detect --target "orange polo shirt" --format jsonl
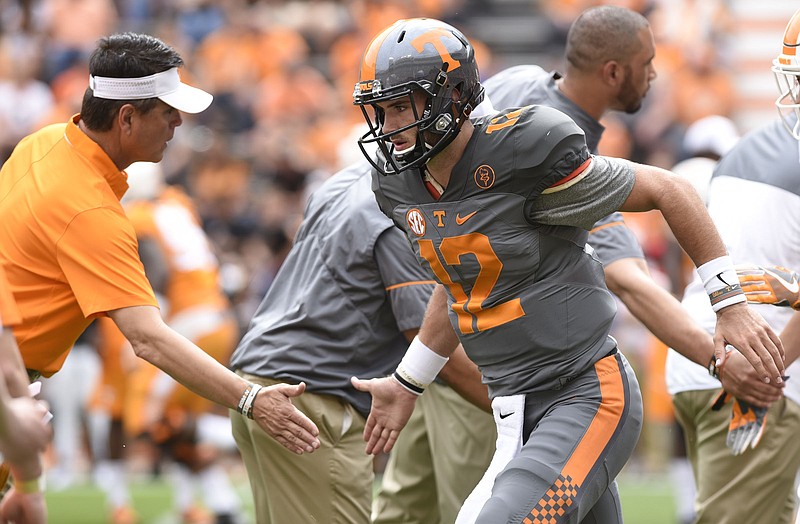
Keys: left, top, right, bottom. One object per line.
{"left": 0, "top": 114, "right": 157, "bottom": 376}
{"left": 0, "top": 265, "right": 21, "bottom": 328}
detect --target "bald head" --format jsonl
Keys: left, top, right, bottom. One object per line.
{"left": 565, "top": 6, "right": 651, "bottom": 72}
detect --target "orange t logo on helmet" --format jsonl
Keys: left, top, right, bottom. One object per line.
{"left": 411, "top": 28, "right": 462, "bottom": 73}
{"left": 778, "top": 9, "right": 800, "bottom": 66}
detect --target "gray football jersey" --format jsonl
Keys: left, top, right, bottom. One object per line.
{"left": 372, "top": 105, "right": 628, "bottom": 398}
{"left": 482, "top": 64, "right": 645, "bottom": 265}
{"left": 230, "top": 161, "right": 435, "bottom": 418}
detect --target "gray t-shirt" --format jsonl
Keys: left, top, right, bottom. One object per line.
{"left": 230, "top": 161, "right": 434, "bottom": 417}
{"left": 482, "top": 65, "right": 605, "bottom": 153}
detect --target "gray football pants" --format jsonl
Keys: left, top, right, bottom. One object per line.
{"left": 472, "top": 351, "right": 643, "bottom": 524}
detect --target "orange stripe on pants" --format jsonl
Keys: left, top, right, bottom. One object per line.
{"left": 524, "top": 356, "right": 626, "bottom": 523}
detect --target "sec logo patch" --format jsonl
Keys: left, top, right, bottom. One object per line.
{"left": 474, "top": 165, "right": 495, "bottom": 190}
{"left": 406, "top": 208, "right": 426, "bottom": 236}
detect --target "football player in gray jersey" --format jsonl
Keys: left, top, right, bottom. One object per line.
{"left": 229, "top": 159, "right": 486, "bottom": 524}
{"left": 350, "top": 17, "right": 785, "bottom": 524}
{"left": 373, "top": 8, "right": 669, "bottom": 523}
{"left": 375, "top": 7, "right": 778, "bottom": 524}
{"left": 664, "top": 10, "right": 800, "bottom": 522}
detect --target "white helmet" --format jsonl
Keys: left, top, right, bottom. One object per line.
{"left": 772, "top": 9, "right": 800, "bottom": 140}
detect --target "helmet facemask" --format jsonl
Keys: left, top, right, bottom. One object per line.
{"left": 773, "top": 64, "right": 800, "bottom": 140}
{"left": 355, "top": 68, "right": 478, "bottom": 174}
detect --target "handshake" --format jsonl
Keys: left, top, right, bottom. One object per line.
{"left": 708, "top": 264, "right": 799, "bottom": 456}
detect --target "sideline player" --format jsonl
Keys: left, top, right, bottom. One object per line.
{"left": 119, "top": 161, "right": 244, "bottom": 523}
{"left": 666, "top": 10, "right": 800, "bottom": 523}
{"left": 350, "top": 17, "right": 784, "bottom": 523}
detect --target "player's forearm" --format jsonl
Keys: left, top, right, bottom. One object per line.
{"left": 418, "top": 284, "right": 461, "bottom": 358}
{"left": 7, "top": 453, "right": 43, "bottom": 482}
{"left": 0, "top": 331, "right": 34, "bottom": 397}
{"left": 778, "top": 313, "right": 800, "bottom": 367}
{"left": 438, "top": 344, "right": 491, "bottom": 412}
{"left": 622, "top": 165, "right": 726, "bottom": 266}
{"left": 605, "top": 260, "right": 713, "bottom": 367}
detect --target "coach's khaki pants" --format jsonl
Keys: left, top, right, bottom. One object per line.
{"left": 672, "top": 388, "right": 800, "bottom": 524}
{"left": 231, "top": 373, "right": 373, "bottom": 524}
{"left": 373, "top": 381, "right": 496, "bottom": 524}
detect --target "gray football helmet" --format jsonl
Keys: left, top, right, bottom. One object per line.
{"left": 352, "top": 18, "right": 484, "bottom": 174}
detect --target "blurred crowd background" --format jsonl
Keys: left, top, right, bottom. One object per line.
{"left": 0, "top": 0, "right": 791, "bottom": 331}
{"left": 3, "top": 0, "right": 798, "bottom": 520}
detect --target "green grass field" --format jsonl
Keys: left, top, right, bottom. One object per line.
{"left": 42, "top": 471, "right": 678, "bottom": 524}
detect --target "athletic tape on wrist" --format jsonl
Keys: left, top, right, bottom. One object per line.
{"left": 393, "top": 336, "right": 449, "bottom": 395}
{"left": 697, "top": 256, "right": 746, "bottom": 312}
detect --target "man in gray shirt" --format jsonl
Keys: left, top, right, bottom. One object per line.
{"left": 230, "top": 158, "right": 477, "bottom": 524}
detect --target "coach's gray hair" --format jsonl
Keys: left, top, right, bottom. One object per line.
{"left": 565, "top": 6, "right": 650, "bottom": 71}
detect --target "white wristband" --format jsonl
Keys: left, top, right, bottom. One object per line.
{"left": 697, "top": 255, "right": 747, "bottom": 312}
{"left": 393, "top": 336, "right": 450, "bottom": 395}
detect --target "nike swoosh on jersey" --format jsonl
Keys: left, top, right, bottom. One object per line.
{"left": 499, "top": 411, "right": 514, "bottom": 419}
{"left": 455, "top": 211, "right": 477, "bottom": 225}
{"left": 765, "top": 268, "right": 800, "bottom": 293}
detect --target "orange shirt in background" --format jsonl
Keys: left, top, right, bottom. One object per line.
{"left": 125, "top": 186, "right": 229, "bottom": 317}
{"left": 0, "top": 115, "right": 157, "bottom": 376}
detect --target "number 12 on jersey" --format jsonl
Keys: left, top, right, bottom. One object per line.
{"left": 417, "top": 234, "right": 525, "bottom": 334}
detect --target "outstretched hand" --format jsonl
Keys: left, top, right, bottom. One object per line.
{"left": 0, "top": 388, "right": 52, "bottom": 468}
{"left": 251, "top": 382, "right": 320, "bottom": 455}
{"left": 715, "top": 303, "right": 785, "bottom": 384}
{"left": 350, "top": 376, "right": 418, "bottom": 454}
{"left": 0, "top": 397, "right": 51, "bottom": 467}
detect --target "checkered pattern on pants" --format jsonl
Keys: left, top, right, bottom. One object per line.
{"left": 522, "top": 474, "right": 579, "bottom": 524}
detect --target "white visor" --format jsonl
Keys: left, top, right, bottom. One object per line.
{"left": 89, "top": 67, "right": 212, "bottom": 114}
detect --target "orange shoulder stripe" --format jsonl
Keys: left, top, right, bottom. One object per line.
{"left": 548, "top": 157, "right": 592, "bottom": 188}
{"left": 385, "top": 279, "right": 437, "bottom": 292}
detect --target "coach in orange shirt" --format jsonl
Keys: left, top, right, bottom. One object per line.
{"left": 0, "top": 266, "right": 51, "bottom": 524}
{"left": 0, "top": 32, "right": 320, "bottom": 473}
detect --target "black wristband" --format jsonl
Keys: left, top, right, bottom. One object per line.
{"left": 708, "top": 355, "right": 721, "bottom": 379}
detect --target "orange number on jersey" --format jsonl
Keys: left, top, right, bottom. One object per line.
{"left": 485, "top": 108, "right": 524, "bottom": 134}
{"left": 418, "top": 234, "right": 524, "bottom": 334}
